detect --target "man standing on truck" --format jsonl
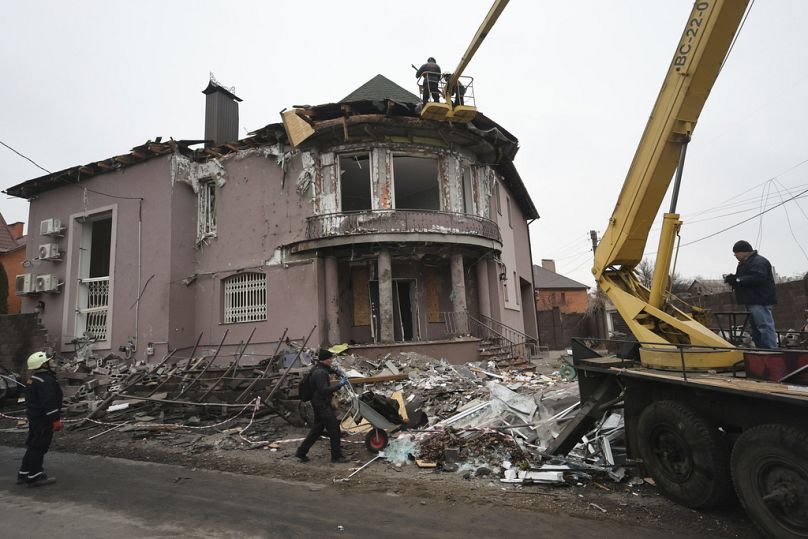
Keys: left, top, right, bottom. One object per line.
{"left": 724, "top": 240, "right": 778, "bottom": 349}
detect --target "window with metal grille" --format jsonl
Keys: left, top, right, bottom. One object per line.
{"left": 197, "top": 181, "right": 216, "bottom": 242}
{"left": 223, "top": 272, "right": 267, "bottom": 324}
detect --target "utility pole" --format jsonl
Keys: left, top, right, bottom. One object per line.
{"left": 590, "top": 230, "right": 608, "bottom": 342}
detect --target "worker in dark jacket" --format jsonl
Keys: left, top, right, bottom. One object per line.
{"left": 443, "top": 73, "right": 466, "bottom": 106}
{"left": 724, "top": 240, "right": 778, "bottom": 349}
{"left": 415, "top": 57, "right": 442, "bottom": 105}
{"left": 18, "top": 351, "right": 63, "bottom": 487}
{"left": 295, "top": 348, "right": 348, "bottom": 463}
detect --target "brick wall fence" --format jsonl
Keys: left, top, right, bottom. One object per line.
{"left": 0, "top": 313, "right": 48, "bottom": 374}
{"left": 691, "top": 278, "right": 808, "bottom": 331}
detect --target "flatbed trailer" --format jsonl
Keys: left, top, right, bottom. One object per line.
{"left": 550, "top": 339, "right": 808, "bottom": 539}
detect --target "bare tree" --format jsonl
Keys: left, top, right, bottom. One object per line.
{"left": 635, "top": 258, "right": 688, "bottom": 293}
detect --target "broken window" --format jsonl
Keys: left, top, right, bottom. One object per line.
{"left": 339, "top": 153, "right": 372, "bottom": 212}
{"left": 392, "top": 155, "right": 440, "bottom": 210}
{"left": 223, "top": 272, "right": 267, "bottom": 324}
{"left": 197, "top": 180, "right": 216, "bottom": 242}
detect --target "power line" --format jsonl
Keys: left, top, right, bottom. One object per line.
{"left": 687, "top": 157, "right": 808, "bottom": 219}
{"left": 0, "top": 139, "right": 51, "bottom": 174}
{"left": 2, "top": 139, "right": 143, "bottom": 202}
{"left": 772, "top": 182, "right": 808, "bottom": 264}
{"left": 680, "top": 186, "right": 808, "bottom": 247}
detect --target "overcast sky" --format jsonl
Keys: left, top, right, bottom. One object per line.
{"left": 2, "top": 1, "right": 807, "bottom": 288}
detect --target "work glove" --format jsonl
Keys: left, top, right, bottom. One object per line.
{"left": 339, "top": 377, "right": 349, "bottom": 387}
{"left": 723, "top": 273, "right": 737, "bottom": 286}
{"left": 52, "top": 419, "right": 62, "bottom": 432}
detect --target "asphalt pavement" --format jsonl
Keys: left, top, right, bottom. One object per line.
{"left": 0, "top": 446, "right": 700, "bottom": 539}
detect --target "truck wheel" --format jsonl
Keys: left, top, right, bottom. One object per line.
{"left": 636, "top": 400, "right": 732, "bottom": 508}
{"left": 731, "top": 424, "right": 808, "bottom": 539}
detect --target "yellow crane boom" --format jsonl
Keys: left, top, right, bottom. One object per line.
{"left": 593, "top": 0, "right": 750, "bottom": 370}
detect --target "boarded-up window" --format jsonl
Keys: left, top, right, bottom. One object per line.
{"left": 352, "top": 266, "right": 370, "bottom": 326}
{"left": 425, "top": 268, "right": 440, "bottom": 323}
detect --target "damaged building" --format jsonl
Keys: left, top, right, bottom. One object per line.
{"left": 5, "top": 74, "right": 539, "bottom": 363}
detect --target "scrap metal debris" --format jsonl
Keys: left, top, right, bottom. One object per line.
{"left": 1, "top": 334, "right": 630, "bottom": 492}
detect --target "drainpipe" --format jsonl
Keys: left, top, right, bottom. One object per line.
{"left": 134, "top": 199, "right": 142, "bottom": 358}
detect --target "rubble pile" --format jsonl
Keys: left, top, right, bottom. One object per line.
{"left": 1, "top": 343, "right": 630, "bottom": 490}
{"left": 417, "top": 427, "right": 529, "bottom": 468}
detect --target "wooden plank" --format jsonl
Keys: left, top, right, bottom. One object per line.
{"left": 347, "top": 374, "right": 409, "bottom": 384}
{"left": 352, "top": 266, "right": 370, "bottom": 326}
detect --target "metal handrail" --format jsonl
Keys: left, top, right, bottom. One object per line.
{"left": 417, "top": 72, "right": 476, "bottom": 107}
{"left": 442, "top": 311, "right": 538, "bottom": 362}
{"left": 306, "top": 209, "right": 501, "bottom": 243}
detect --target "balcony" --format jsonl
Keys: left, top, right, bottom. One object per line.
{"left": 305, "top": 210, "right": 502, "bottom": 247}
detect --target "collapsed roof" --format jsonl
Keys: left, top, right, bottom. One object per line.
{"left": 5, "top": 74, "right": 538, "bottom": 220}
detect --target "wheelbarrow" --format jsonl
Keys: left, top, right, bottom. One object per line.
{"left": 346, "top": 388, "right": 404, "bottom": 453}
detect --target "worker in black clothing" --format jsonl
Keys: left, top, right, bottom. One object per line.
{"left": 415, "top": 57, "right": 442, "bottom": 105}
{"left": 443, "top": 73, "right": 467, "bottom": 106}
{"left": 18, "top": 351, "right": 63, "bottom": 487}
{"left": 295, "top": 348, "right": 349, "bottom": 463}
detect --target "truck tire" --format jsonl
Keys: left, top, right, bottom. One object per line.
{"left": 731, "top": 424, "right": 808, "bottom": 539}
{"left": 636, "top": 400, "right": 732, "bottom": 508}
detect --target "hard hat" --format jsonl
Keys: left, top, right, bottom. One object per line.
{"left": 27, "top": 351, "right": 50, "bottom": 370}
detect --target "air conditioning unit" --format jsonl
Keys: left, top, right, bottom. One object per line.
{"left": 40, "top": 218, "right": 63, "bottom": 236}
{"left": 15, "top": 274, "right": 36, "bottom": 295}
{"left": 35, "top": 274, "right": 61, "bottom": 294}
{"left": 38, "top": 243, "right": 61, "bottom": 261}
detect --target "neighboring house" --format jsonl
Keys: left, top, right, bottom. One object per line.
{"left": 533, "top": 259, "right": 589, "bottom": 314}
{"left": 687, "top": 278, "right": 731, "bottom": 298}
{"left": 0, "top": 213, "right": 27, "bottom": 314}
{"left": 5, "top": 74, "right": 539, "bottom": 362}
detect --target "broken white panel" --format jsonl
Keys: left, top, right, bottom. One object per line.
{"left": 171, "top": 153, "right": 227, "bottom": 193}
{"left": 601, "top": 436, "right": 614, "bottom": 466}
{"left": 296, "top": 152, "right": 316, "bottom": 195}
{"left": 519, "top": 470, "right": 565, "bottom": 483}
{"left": 600, "top": 411, "right": 624, "bottom": 431}
{"left": 317, "top": 152, "right": 338, "bottom": 213}
{"left": 488, "top": 382, "right": 537, "bottom": 419}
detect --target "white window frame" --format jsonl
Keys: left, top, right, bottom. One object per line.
{"left": 62, "top": 204, "right": 117, "bottom": 351}
{"left": 197, "top": 180, "right": 216, "bottom": 243}
{"left": 223, "top": 272, "right": 267, "bottom": 324}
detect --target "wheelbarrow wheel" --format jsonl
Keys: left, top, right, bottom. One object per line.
{"left": 365, "top": 428, "right": 389, "bottom": 453}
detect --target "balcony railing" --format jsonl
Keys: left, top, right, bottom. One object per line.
{"left": 306, "top": 210, "right": 501, "bottom": 243}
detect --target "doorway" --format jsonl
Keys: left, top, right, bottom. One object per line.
{"left": 368, "top": 279, "right": 420, "bottom": 342}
